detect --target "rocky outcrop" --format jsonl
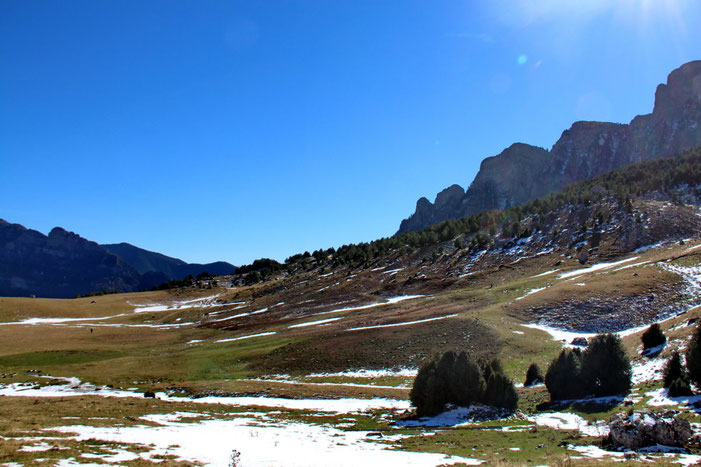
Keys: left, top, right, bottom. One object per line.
{"left": 398, "top": 61, "right": 701, "bottom": 233}
{"left": 399, "top": 185, "right": 465, "bottom": 233}
{"left": 608, "top": 410, "right": 692, "bottom": 449}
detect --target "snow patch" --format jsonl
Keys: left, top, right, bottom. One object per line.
{"left": 347, "top": 314, "right": 458, "bottom": 332}
{"left": 558, "top": 257, "right": 639, "bottom": 279}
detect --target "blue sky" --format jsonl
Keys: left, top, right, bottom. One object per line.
{"left": 2, "top": 0, "right": 700, "bottom": 265}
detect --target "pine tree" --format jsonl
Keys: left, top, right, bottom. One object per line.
{"left": 452, "top": 351, "right": 486, "bottom": 406}
{"left": 580, "top": 334, "right": 632, "bottom": 397}
{"left": 485, "top": 371, "right": 518, "bottom": 410}
{"left": 545, "top": 349, "right": 583, "bottom": 400}
{"left": 663, "top": 351, "right": 686, "bottom": 388}
{"left": 686, "top": 325, "right": 701, "bottom": 387}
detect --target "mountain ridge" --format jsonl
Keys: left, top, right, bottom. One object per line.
{"left": 398, "top": 60, "right": 701, "bottom": 233}
{"left": 0, "top": 219, "right": 237, "bottom": 298}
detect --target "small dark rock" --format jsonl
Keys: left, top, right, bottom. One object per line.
{"left": 144, "top": 391, "right": 156, "bottom": 398}
{"left": 571, "top": 337, "right": 588, "bottom": 346}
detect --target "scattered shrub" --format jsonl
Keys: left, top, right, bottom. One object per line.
{"left": 685, "top": 325, "right": 701, "bottom": 387}
{"left": 668, "top": 378, "right": 693, "bottom": 397}
{"left": 663, "top": 351, "right": 687, "bottom": 388}
{"left": 641, "top": 323, "right": 666, "bottom": 350}
{"left": 524, "top": 363, "right": 544, "bottom": 387}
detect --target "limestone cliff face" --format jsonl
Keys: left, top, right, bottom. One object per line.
{"left": 398, "top": 60, "right": 701, "bottom": 234}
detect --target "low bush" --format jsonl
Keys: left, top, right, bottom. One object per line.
{"left": 524, "top": 363, "right": 544, "bottom": 387}
{"left": 641, "top": 323, "right": 666, "bottom": 350}
{"left": 668, "top": 378, "right": 693, "bottom": 397}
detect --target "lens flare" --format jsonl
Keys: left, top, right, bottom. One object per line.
{"left": 517, "top": 55, "right": 528, "bottom": 66}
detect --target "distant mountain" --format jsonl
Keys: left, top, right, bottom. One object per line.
{"left": 101, "top": 243, "right": 237, "bottom": 280}
{"left": 0, "top": 220, "right": 237, "bottom": 298}
{"left": 398, "top": 60, "right": 701, "bottom": 233}
{"left": 0, "top": 220, "right": 141, "bottom": 298}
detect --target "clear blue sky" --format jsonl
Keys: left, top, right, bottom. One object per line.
{"left": 2, "top": 1, "right": 700, "bottom": 265}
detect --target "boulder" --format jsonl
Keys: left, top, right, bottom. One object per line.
{"left": 608, "top": 410, "right": 692, "bottom": 449}
{"left": 571, "top": 337, "right": 588, "bottom": 347}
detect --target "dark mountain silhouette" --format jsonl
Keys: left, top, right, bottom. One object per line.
{"left": 0, "top": 220, "right": 236, "bottom": 298}
{"left": 398, "top": 60, "right": 701, "bottom": 233}
{"left": 102, "top": 242, "right": 237, "bottom": 280}
{"left": 0, "top": 220, "right": 141, "bottom": 298}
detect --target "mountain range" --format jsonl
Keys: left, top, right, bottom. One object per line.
{"left": 398, "top": 60, "right": 701, "bottom": 233}
{"left": 0, "top": 219, "right": 236, "bottom": 298}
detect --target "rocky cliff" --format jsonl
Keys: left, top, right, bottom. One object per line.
{"left": 398, "top": 60, "right": 701, "bottom": 233}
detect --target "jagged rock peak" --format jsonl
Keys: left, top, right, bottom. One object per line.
{"left": 653, "top": 60, "right": 701, "bottom": 116}
{"left": 397, "top": 60, "right": 701, "bottom": 234}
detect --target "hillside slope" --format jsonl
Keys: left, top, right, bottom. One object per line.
{"left": 399, "top": 60, "right": 701, "bottom": 233}
{"left": 102, "top": 242, "right": 237, "bottom": 281}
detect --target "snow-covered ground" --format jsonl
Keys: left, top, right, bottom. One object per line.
{"left": 307, "top": 368, "right": 418, "bottom": 378}
{"left": 645, "top": 388, "right": 701, "bottom": 407}
{"left": 289, "top": 317, "right": 344, "bottom": 328}
{"left": 215, "top": 332, "right": 277, "bottom": 343}
{"left": 514, "top": 286, "right": 548, "bottom": 301}
{"left": 631, "top": 356, "right": 668, "bottom": 385}
{"left": 527, "top": 412, "right": 609, "bottom": 437}
{"left": 0, "top": 376, "right": 408, "bottom": 413}
{"left": 520, "top": 323, "right": 597, "bottom": 344}
{"left": 305, "top": 295, "right": 427, "bottom": 319}
{"left": 51, "top": 412, "right": 483, "bottom": 466}
{"left": 131, "top": 294, "right": 225, "bottom": 313}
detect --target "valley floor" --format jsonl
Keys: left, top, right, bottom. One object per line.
{"left": 4, "top": 238, "right": 701, "bottom": 465}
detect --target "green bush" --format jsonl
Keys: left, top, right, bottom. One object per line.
{"left": 524, "top": 363, "right": 544, "bottom": 387}
{"left": 546, "top": 335, "right": 631, "bottom": 400}
{"left": 410, "top": 351, "right": 517, "bottom": 416}
{"left": 580, "top": 334, "right": 631, "bottom": 397}
{"left": 545, "top": 348, "right": 583, "bottom": 400}
{"left": 663, "top": 351, "right": 687, "bottom": 388}
{"left": 485, "top": 371, "right": 518, "bottom": 410}
{"left": 641, "top": 323, "right": 666, "bottom": 350}
{"left": 685, "top": 325, "right": 701, "bottom": 387}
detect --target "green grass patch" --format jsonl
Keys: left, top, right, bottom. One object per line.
{"left": 0, "top": 349, "right": 126, "bottom": 369}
